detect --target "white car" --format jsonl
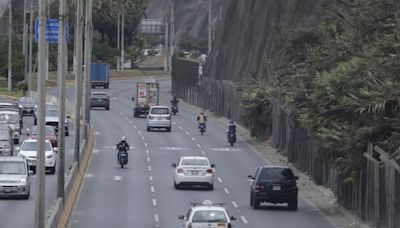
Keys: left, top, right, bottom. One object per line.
{"left": 0, "top": 110, "right": 21, "bottom": 144}
{"left": 178, "top": 200, "right": 236, "bottom": 228}
{"left": 172, "top": 156, "right": 215, "bottom": 190}
{"left": 17, "top": 139, "right": 56, "bottom": 175}
{"left": 146, "top": 106, "right": 171, "bottom": 132}
{"left": 0, "top": 156, "right": 31, "bottom": 199}
{"left": 45, "top": 108, "right": 69, "bottom": 136}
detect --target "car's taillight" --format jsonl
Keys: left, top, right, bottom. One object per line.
{"left": 177, "top": 168, "right": 183, "bottom": 173}
{"left": 227, "top": 223, "right": 232, "bottom": 228}
{"left": 255, "top": 182, "right": 261, "bottom": 192}
{"left": 207, "top": 168, "right": 213, "bottom": 174}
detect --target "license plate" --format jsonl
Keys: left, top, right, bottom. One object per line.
{"left": 217, "top": 224, "right": 226, "bottom": 227}
{"left": 191, "top": 171, "right": 199, "bottom": 175}
{"left": 158, "top": 118, "right": 163, "bottom": 120}
{"left": 273, "top": 185, "right": 281, "bottom": 191}
{"left": 3, "top": 187, "right": 13, "bottom": 193}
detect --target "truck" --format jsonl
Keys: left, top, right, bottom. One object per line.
{"left": 133, "top": 80, "right": 159, "bottom": 117}
{"left": 91, "top": 63, "right": 110, "bottom": 89}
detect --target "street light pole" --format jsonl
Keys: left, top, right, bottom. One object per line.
{"left": 208, "top": 0, "right": 212, "bottom": 54}
{"left": 35, "top": 0, "right": 47, "bottom": 226}
{"left": 121, "top": 7, "right": 125, "bottom": 70}
{"left": 57, "top": 0, "right": 67, "bottom": 202}
{"left": 8, "top": 0, "right": 13, "bottom": 92}
{"left": 169, "top": 0, "right": 174, "bottom": 71}
{"left": 28, "top": 0, "right": 34, "bottom": 95}
{"left": 23, "top": 0, "right": 28, "bottom": 83}
{"left": 117, "top": 12, "right": 120, "bottom": 71}
{"left": 83, "top": 0, "right": 92, "bottom": 140}
{"left": 74, "top": 0, "right": 84, "bottom": 165}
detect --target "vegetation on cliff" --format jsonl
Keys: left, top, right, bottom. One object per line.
{"left": 242, "top": 0, "right": 400, "bottom": 180}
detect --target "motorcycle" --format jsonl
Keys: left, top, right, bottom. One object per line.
{"left": 227, "top": 131, "right": 236, "bottom": 146}
{"left": 199, "top": 123, "right": 206, "bottom": 135}
{"left": 171, "top": 105, "right": 178, "bottom": 115}
{"left": 117, "top": 148, "right": 129, "bottom": 168}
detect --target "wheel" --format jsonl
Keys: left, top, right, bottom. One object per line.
{"left": 34, "top": 118, "right": 37, "bottom": 125}
{"left": 65, "top": 131, "right": 69, "bottom": 136}
{"left": 201, "top": 131, "right": 204, "bottom": 135}
{"left": 120, "top": 163, "right": 124, "bottom": 168}
{"left": 106, "top": 106, "right": 110, "bottom": 110}
{"left": 288, "top": 198, "right": 298, "bottom": 210}
{"left": 49, "top": 166, "right": 56, "bottom": 175}
{"left": 230, "top": 141, "right": 234, "bottom": 146}
{"left": 23, "top": 191, "right": 30, "bottom": 199}
{"left": 167, "top": 127, "right": 171, "bottom": 132}
{"left": 252, "top": 195, "right": 260, "bottom": 209}
{"left": 174, "top": 182, "right": 179, "bottom": 189}
{"left": 208, "top": 184, "right": 214, "bottom": 190}
{"left": 147, "top": 126, "right": 150, "bottom": 132}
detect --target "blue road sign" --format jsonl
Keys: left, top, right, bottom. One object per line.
{"left": 35, "top": 18, "right": 70, "bottom": 43}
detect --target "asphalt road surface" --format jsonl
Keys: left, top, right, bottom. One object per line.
{"left": 0, "top": 96, "right": 76, "bottom": 228}
{"left": 67, "top": 79, "right": 336, "bottom": 228}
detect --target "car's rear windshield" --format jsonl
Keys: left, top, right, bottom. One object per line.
{"left": 21, "top": 141, "right": 52, "bottom": 151}
{"left": 46, "top": 109, "right": 58, "bottom": 117}
{"left": 31, "top": 126, "right": 54, "bottom": 135}
{"left": 0, "top": 161, "right": 26, "bottom": 174}
{"left": 259, "top": 168, "right": 295, "bottom": 181}
{"left": 19, "top": 97, "right": 36, "bottom": 104}
{"left": 0, "top": 129, "right": 10, "bottom": 140}
{"left": 0, "top": 113, "right": 18, "bottom": 123}
{"left": 192, "top": 210, "right": 227, "bottom": 223}
{"left": 181, "top": 158, "right": 208, "bottom": 166}
{"left": 151, "top": 108, "right": 169, "bottom": 115}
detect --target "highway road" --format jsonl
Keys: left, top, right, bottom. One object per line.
{"left": 0, "top": 97, "right": 76, "bottom": 227}
{"left": 68, "top": 79, "right": 335, "bottom": 228}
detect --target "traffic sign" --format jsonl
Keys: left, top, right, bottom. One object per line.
{"left": 35, "top": 18, "right": 70, "bottom": 43}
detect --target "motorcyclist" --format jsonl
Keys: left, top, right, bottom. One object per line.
{"left": 227, "top": 119, "right": 236, "bottom": 142}
{"left": 116, "top": 136, "right": 130, "bottom": 162}
{"left": 170, "top": 96, "right": 179, "bottom": 106}
{"left": 197, "top": 112, "right": 207, "bottom": 129}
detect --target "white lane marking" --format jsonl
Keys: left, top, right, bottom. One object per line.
{"left": 201, "top": 150, "right": 205, "bottom": 155}
{"left": 114, "top": 176, "right": 122, "bottom": 181}
{"left": 141, "top": 136, "right": 145, "bottom": 141}
{"left": 152, "top": 199, "right": 157, "bottom": 206}
{"left": 124, "top": 116, "right": 129, "bottom": 120}
{"left": 138, "top": 131, "right": 142, "bottom": 134}
{"left": 154, "top": 214, "right": 159, "bottom": 222}
{"left": 84, "top": 173, "right": 93, "bottom": 178}
{"left": 185, "top": 131, "right": 190, "bottom": 135}
{"left": 148, "top": 166, "right": 152, "bottom": 171}
{"left": 92, "top": 149, "right": 99, "bottom": 154}
{"left": 94, "top": 131, "right": 100, "bottom": 135}
{"left": 191, "top": 137, "right": 196, "bottom": 141}
{"left": 149, "top": 176, "right": 153, "bottom": 181}
{"left": 144, "top": 142, "right": 148, "bottom": 147}
{"left": 196, "top": 144, "right": 201, "bottom": 148}
{"left": 120, "top": 112, "right": 124, "bottom": 115}
{"left": 129, "top": 121, "right": 133, "bottom": 124}
{"left": 133, "top": 125, "right": 137, "bottom": 129}
{"left": 172, "top": 122, "right": 176, "bottom": 125}
{"left": 224, "top": 188, "right": 230, "bottom": 195}
{"left": 146, "top": 149, "right": 149, "bottom": 154}
{"left": 241, "top": 216, "right": 248, "bottom": 224}
{"left": 232, "top": 201, "right": 238, "bottom": 208}
{"left": 150, "top": 186, "right": 155, "bottom": 193}
{"left": 178, "top": 126, "right": 183, "bottom": 130}
{"left": 112, "top": 97, "right": 117, "bottom": 100}
{"left": 217, "top": 177, "right": 223, "bottom": 183}
{"left": 147, "top": 157, "right": 151, "bottom": 162}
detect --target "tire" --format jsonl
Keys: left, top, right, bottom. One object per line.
{"left": 167, "top": 127, "right": 171, "bottom": 132}
{"left": 49, "top": 166, "right": 56, "bottom": 175}
{"left": 65, "top": 131, "right": 69, "bottom": 136}
{"left": 106, "top": 106, "right": 110, "bottom": 110}
{"left": 120, "top": 163, "right": 124, "bottom": 168}
{"left": 34, "top": 118, "right": 37, "bottom": 125}
{"left": 208, "top": 184, "right": 214, "bottom": 190}
{"left": 147, "top": 126, "right": 151, "bottom": 132}
{"left": 288, "top": 198, "right": 298, "bottom": 211}
{"left": 230, "top": 141, "right": 234, "bottom": 146}
{"left": 23, "top": 191, "right": 30, "bottom": 199}
{"left": 252, "top": 195, "right": 260, "bottom": 209}
{"left": 174, "top": 182, "right": 179, "bottom": 189}
{"left": 201, "top": 131, "right": 204, "bottom": 135}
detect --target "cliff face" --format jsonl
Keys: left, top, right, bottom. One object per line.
{"left": 204, "top": 0, "right": 326, "bottom": 82}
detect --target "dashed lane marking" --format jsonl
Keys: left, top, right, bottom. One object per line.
{"left": 191, "top": 137, "right": 196, "bottom": 141}
{"left": 159, "top": 147, "right": 186, "bottom": 151}
{"left": 114, "top": 176, "right": 122, "bottom": 181}
{"left": 150, "top": 186, "right": 155, "bottom": 193}
{"left": 232, "top": 201, "right": 238, "bottom": 208}
{"left": 178, "top": 126, "right": 183, "bottom": 130}
{"left": 147, "top": 157, "right": 151, "bottom": 162}
{"left": 133, "top": 125, "right": 137, "bottom": 129}
{"left": 201, "top": 151, "right": 205, "bottom": 155}
{"left": 172, "top": 122, "right": 176, "bottom": 125}
{"left": 119, "top": 112, "right": 124, "bottom": 116}
{"left": 212, "top": 148, "right": 242, "bottom": 152}
{"left": 217, "top": 177, "right": 223, "bottom": 183}
{"left": 185, "top": 131, "right": 190, "bottom": 135}
{"left": 152, "top": 199, "right": 157, "bottom": 206}
{"left": 138, "top": 131, "right": 142, "bottom": 134}
{"left": 141, "top": 136, "right": 145, "bottom": 141}
{"left": 149, "top": 176, "right": 153, "bottom": 181}
{"left": 92, "top": 149, "right": 99, "bottom": 154}
{"left": 144, "top": 142, "right": 148, "bottom": 147}
{"left": 154, "top": 214, "right": 159, "bottom": 222}
{"left": 224, "top": 188, "right": 230, "bottom": 195}
{"left": 196, "top": 144, "right": 201, "bottom": 148}
{"left": 84, "top": 173, "right": 93, "bottom": 178}
{"left": 241, "top": 216, "right": 248, "bottom": 224}
{"left": 148, "top": 166, "right": 152, "bottom": 171}
{"left": 146, "top": 149, "right": 150, "bottom": 154}
{"left": 129, "top": 121, "right": 133, "bottom": 124}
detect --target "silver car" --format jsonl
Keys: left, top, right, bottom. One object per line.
{"left": 146, "top": 106, "right": 171, "bottom": 132}
{"left": 172, "top": 156, "right": 215, "bottom": 190}
{"left": 0, "top": 156, "right": 31, "bottom": 199}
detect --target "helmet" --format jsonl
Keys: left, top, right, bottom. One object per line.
{"left": 200, "top": 112, "right": 204, "bottom": 114}
{"left": 229, "top": 119, "right": 234, "bottom": 124}
{"left": 121, "top": 136, "right": 126, "bottom": 141}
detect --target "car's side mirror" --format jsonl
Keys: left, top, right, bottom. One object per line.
{"left": 172, "top": 163, "right": 177, "bottom": 168}
{"left": 211, "top": 163, "right": 215, "bottom": 168}
{"left": 247, "top": 175, "right": 254, "bottom": 180}
{"left": 177, "top": 215, "right": 184, "bottom": 220}
{"left": 28, "top": 170, "right": 34, "bottom": 176}
{"left": 67, "top": 116, "right": 71, "bottom": 119}
{"left": 294, "top": 176, "right": 299, "bottom": 180}
{"left": 230, "top": 216, "right": 236, "bottom": 221}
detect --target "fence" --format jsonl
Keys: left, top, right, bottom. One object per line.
{"left": 172, "top": 58, "right": 400, "bottom": 227}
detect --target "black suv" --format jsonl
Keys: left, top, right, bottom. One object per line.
{"left": 248, "top": 165, "right": 299, "bottom": 210}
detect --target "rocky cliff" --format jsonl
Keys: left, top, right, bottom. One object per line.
{"left": 204, "top": 0, "right": 326, "bottom": 82}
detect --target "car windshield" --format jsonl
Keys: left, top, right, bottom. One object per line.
{"left": 259, "top": 168, "right": 295, "bottom": 181}
{"left": 21, "top": 141, "right": 52, "bottom": 151}
{"left": 19, "top": 97, "right": 36, "bottom": 104}
{"left": 151, "top": 108, "right": 169, "bottom": 115}
{"left": 31, "top": 126, "right": 54, "bottom": 135}
{"left": 0, "top": 113, "right": 18, "bottom": 123}
{"left": 0, "top": 161, "right": 26, "bottom": 174}
{"left": 93, "top": 93, "right": 108, "bottom": 98}
{"left": 46, "top": 109, "right": 58, "bottom": 117}
{"left": 192, "top": 210, "right": 227, "bottom": 223}
{"left": 181, "top": 158, "right": 209, "bottom": 166}
{"left": 0, "top": 129, "right": 10, "bottom": 140}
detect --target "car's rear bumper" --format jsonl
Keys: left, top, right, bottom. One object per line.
{"left": 175, "top": 174, "right": 213, "bottom": 185}
{"left": 254, "top": 191, "right": 298, "bottom": 203}
{"left": 0, "top": 183, "right": 30, "bottom": 197}
{"left": 147, "top": 120, "right": 171, "bottom": 128}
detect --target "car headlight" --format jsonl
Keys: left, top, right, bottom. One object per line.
{"left": 46, "top": 154, "right": 53, "bottom": 159}
{"left": 34, "top": 105, "right": 38, "bottom": 109}
{"left": 19, "top": 178, "right": 27, "bottom": 183}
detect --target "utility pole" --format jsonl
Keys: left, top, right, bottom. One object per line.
{"left": 8, "top": 0, "right": 12, "bottom": 92}
{"left": 83, "top": 0, "right": 92, "bottom": 140}
{"left": 120, "top": 7, "right": 125, "bottom": 70}
{"left": 23, "top": 0, "right": 28, "bottom": 82}
{"left": 164, "top": 21, "right": 168, "bottom": 72}
{"left": 45, "top": 0, "right": 50, "bottom": 80}
{"left": 74, "top": 0, "right": 83, "bottom": 165}
{"left": 208, "top": 0, "right": 212, "bottom": 54}
{"left": 169, "top": 0, "right": 174, "bottom": 71}
{"left": 57, "top": 0, "right": 67, "bottom": 202}
{"left": 117, "top": 12, "right": 120, "bottom": 71}
{"left": 28, "top": 0, "right": 34, "bottom": 95}
{"left": 35, "top": 0, "right": 47, "bottom": 226}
